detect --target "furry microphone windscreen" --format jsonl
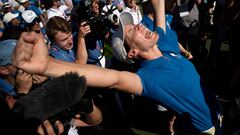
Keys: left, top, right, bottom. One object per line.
{"left": 13, "top": 72, "right": 87, "bottom": 122}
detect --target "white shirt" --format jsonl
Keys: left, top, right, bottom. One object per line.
{"left": 47, "top": 5, "right": 68, "bottom": 20}
{"left": 123, "top": 6, "right": 142, "bottom": 25}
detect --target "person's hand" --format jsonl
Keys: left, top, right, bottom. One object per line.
{"left": 37, "top": 120, "right": 64, "bottom": 135}
{"left": 14, "top": 69, "right": 33, "bottom": 94}
{"left": 185, "top": 52, "right": 193, "bottom": 60}
{"left": 78, "top": 21, "right": 91, "bottom": 38}
{"left": 32, "top": 74, "right": 48, "bottom": 84}
{"left": 71, "top": 114, "right": 92, "bottom": 127}
{"left": 12, "top": 32, "right": 49, "bottom": 75}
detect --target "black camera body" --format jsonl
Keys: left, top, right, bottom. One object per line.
{"left": 74, "top": 0, "right": 118, "bottom": 39}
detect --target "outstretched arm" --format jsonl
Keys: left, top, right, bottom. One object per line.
{"left": 13, "top": 32, "right": 143, "bottom": 95}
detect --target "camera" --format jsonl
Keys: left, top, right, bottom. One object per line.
{"left": 48, "top": 98, "right": 94, "bottom": 134}
{"left": 74, "top": 0, "right": 119, "bottom": 39}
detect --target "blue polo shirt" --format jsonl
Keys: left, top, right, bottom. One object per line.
{"left": 137, "top": 26, "right": 219, "bottom": 133}
{"left": 49, "top": 45, "right": 76, "bottom": 63}
{"left": 141, "top": 14, "right": 180, "bottom": 54}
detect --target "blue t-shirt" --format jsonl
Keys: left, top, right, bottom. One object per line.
{"left": 141, "top": 14, "right": 180, "bottom": 54}
{"left": 136, "top": 27, "right": 219, "bottom": 132}
{"left": 49, "top": 45, "right": 76, "bottom": 63}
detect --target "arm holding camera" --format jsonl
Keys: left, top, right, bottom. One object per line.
{"left": 76, "top": 21, "right": 91, "bottom": 64}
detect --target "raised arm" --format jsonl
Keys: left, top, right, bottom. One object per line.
{"left": 151, "top": 0, "right": 166, "bottom": 33}
{"left": 75, "top": 21, "right": 91, "bottom": 64}
{"left": 13, "top": 32, "right": 143, "bottom": 95}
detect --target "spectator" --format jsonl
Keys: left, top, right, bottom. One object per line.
{"left": 72, "top": 0, "right": 112, "bottom": 67}
{"left": 46, "top": 0, "right": 73, "bottom": 21}
{"left": 46, "top": 16, "right": 88, "bottom": 64}
{"left": 123, "top": 0, "right": 142, "bottom": 24}
{"left": 17, "top": 0, "right": 47, "bottom": 26}
{"left": 0, "top": 39, "right": 18, "bottom": 95}
{"left": 2, "top": 2, "right": 23, "bottom": 21}
{"left": 21, "top": 9, "right": 42, "bottom": 32}
{"left": 2, "top": 2, "right": 19, "bottom": 14}
{"left": 45, "top": 16, "right": 103, "bottom": 135}
{"left": 13, "top": 0, "right": 223, "bottom": 134}
{"left": 0, "top": 0, "right": 23, "bottom": 12}
{"left": 1, "top": 12, "right": 24, "bottom": 40}
{"left": 21, "top": 9, "right": 50, "bottom": 46}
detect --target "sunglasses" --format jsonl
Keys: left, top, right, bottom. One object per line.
{"left": 26, "top": 17, "right": 40, "bottom": 27}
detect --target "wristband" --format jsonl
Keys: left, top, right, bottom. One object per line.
{"left": 185, "top": 51, "right": 191, "bottom": 57}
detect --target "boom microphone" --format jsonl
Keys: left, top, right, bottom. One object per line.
{"left": 13, "top": 72, "right": 87, "bottom": 122}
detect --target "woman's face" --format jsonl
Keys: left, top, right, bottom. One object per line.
{"left": 54, "top": 31, "right": 73, "bottom": 50}
{"left": 124, "top": 23, "right": 159, "bottom": 51}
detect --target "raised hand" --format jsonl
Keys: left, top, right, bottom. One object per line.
{"left": 78, "top": 21, "right": 91, "bottom": 38}
{"left": 12, "top": 32, "right": 49, "bottom": 75}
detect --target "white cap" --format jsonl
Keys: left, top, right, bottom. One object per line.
{"left": 3, "top": 12, "right": 19, "bottom": 23}
{"left": 18, "top": 0, "right": 28, "bottom": 4}
{"left": 111, "top": 12, "right": 134, "bottom": 64}
{"left": 2, "top": 2, "right": 11, "bottom": 9}
{"left": 21, "top": 10, "right": 37, "bottom": 23}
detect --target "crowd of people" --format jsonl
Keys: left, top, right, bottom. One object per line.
{"left": 0, "top": 0, "right": 239, "bottom": 134}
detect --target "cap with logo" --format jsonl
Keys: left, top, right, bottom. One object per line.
{"left": 21, "top": 10, "right": 37, "bottom": 23}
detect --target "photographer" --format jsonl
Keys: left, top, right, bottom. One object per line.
{"left": 72, "top": 0, "right": 117, "bottom": 67}
{"left": 46, "top": 16, "right": 88, "bottom": 64}
{"left": 46, "top": 16, "right": 103, "bottom": 135}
